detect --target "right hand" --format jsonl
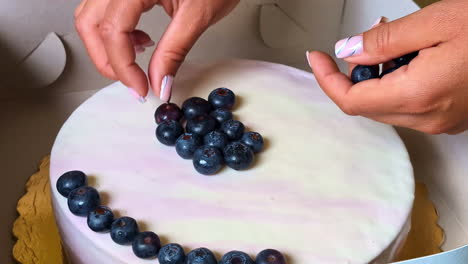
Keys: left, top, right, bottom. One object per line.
{"left": 74, "top": 0, "right": 239, "bottom": 102}
{"left": 308, "top": 0, "right": 468, "bottom": 135}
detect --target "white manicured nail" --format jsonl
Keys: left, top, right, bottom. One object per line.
{"left": 306, "top": 51, "right": 311, "bottom": 68}
{"left": 160, "top": 75, "right": 174, "bottom": 102}
{"left": 128, "top": 88, "right": 146, "bottom": 104}
{"left": 141, "top": 40, "right": 155, "bottom": 48}
{"left": 371, "top": 16, "right": 388, "bottom": 28}
{"left": 134, "top": 45, "right": 145, "bottom": 54}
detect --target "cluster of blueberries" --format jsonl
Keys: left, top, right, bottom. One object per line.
{"left": 56, "top": 171, "right": 287, "bottom": 263}
{"left": 155, "top": 88, "right": 264, "bottom": 175}
{"left": 350, "top": 51, "right": 419, "bottom": 83}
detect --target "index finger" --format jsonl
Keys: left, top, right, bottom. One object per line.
{"left": 100, "top": 0, "right": 150, "bottom": 97}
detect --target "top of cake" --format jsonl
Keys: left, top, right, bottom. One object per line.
{"left": 50, "top": 60, "right": 415, "bottom": 264}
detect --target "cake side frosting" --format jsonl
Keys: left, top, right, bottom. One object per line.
{"left": 50, "top": 60, "right": 415, "bottom": 264}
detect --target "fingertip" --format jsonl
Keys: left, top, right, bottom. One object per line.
{"left": 308, "top": 51, "right": 341, "bottom": 77}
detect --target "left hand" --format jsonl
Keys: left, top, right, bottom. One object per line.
{"left": 307, "top": 0, "right": 468, "bottom": 135}
{"left": 74, "top": 0, "right": 239, "bottom": 102}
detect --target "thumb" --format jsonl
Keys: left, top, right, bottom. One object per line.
{"left": 335, "top": 3, "right": 453, "bottom": 65}
{"left": 149, "top": 4, "right": 212, "bottom": 102}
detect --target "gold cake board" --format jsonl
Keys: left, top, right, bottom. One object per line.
{"left": 12, "top": 156, "right": 443, "bottom": 264}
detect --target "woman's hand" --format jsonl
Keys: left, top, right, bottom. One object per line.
{"left": 307, "top": 0, "right": 468, "bottom": 135}
{"left": 75, "top": 0, "right": 239, "bottom": 102}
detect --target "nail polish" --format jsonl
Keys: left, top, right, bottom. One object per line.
{"left": 370, "top": 16, "right": 388, "bottom": 28}
{"left": 306, "top": 51, "right": 312, "bottom": 68}
{"left": 134, "top": 45, "right": 145, "bottom": 54}
{"left": 335, "top": 35, "right": 363, "bottom": 59}
{"left": 141, "top": 40, "right": 155, "bottom": 48}
{"left": 128, "top": 88, "right": 146, "bottom": 104}
{"left": 160, "top": 75, "right": 174, "bottom": 102}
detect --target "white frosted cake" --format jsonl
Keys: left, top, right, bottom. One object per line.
{"left": 50, "top": 60, "right": 414, "bottom": 264}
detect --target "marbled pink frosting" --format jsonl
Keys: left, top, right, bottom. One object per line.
{"left": 50, "top": 60, "right": 414, "bottom": 264}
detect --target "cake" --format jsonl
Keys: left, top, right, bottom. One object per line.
{"left": 50, "top": 60, "right": 415, "bottom": 264}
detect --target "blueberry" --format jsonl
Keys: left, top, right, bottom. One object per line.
{"left": 182, "top": 97, "right": 212, "bottom": 120}
{"left": 240, "top": 132, "right": 264, "bottom": 153}
{"left": 186, "top": 114, "right": 216, "bottom": 136}
{"left": 186, "top": 247, "right": 217, "bottom": 264}
{"left": 204, "top": 131, "right": 229, "bottom": 149}
{"left": 351, "top": 65, "right": 379, "bottom": 84}
{"left": 223, "top": 142, "right": 254, "bottom": 170}
{"left": 175, "top": 133, "right": 203, "bottom": 159}
{"left": 256, "top": 249, "right": 287, "bottom": 264}
{"left": 56, "top": 170, "right": 87, "bottom": 197}
{"left": 193, "top": 146, "right": 224, "bottom": 175}
{"left": 210, "top": 108, "right": 233, "bottom": 126}
{"left": 156, "top": 120, "right": 184, "bottom": 146}
{"left": 208, "top": 88, "right": 236, "bottom": 110}
{"left": 87, "top": 206, "right": 114, "bottom": 232}
{"left": 159, "top": 243, "right": 186, "bottom": 264}
{"left": 155, "top": 103, "right": 183, "bottom": 124}
{"left": 132, "top": 231, "right": 161, "bottom": 259}
{"left": 380, "top": 66, "right": 399, "bottom": 77}
{"left": 220, "top": 120, "right": 245, "bottom": 140}
{"left": 393, "top": 51, "right": 419, "bottom": 67}
{"left": 67, "top": 186, "right": 100, "bottom": 216}
{"left": 110, "top": 217, "right": 140, "bottom": 245}
{"left": 219, "top": 251, "right": 254, "bottom": 264}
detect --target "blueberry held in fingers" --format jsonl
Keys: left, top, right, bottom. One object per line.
{"left": 221, "top": 120, "right": 245, "bottom": 140}
{"left": 193, "top": 146, "right": 224, "bottom": 175}
{"left": 132, "top": 231, "right": 161, "bottom": 259}
{"left": 219, "top": 251, "right": 254, "bottom": 264}
{"left": 256, "top": 249, "right": 287, "bottom": 264}
{"left": 158, "top": 243, "right": 186, "bottom": 264}
{"left": 56, "top": 170, "right": 88, "bottom": 197}
{"left": 223, "top": 142, "right": 254, "bottom": 170}
{"left": 351, "top": 65, "right": 379, "bottom": 84}
{"left": 155, "top": 103, "right": 183, "bottom": 124}
{"left": 186, "top": 114, "right": 216, "bottom": 136}
{"left": 210, "top": 108, "right": 233, "bottom": 126}
{"left": 87, "top": 206, "right": 114, "bottom": 232}
{"left": 186, "top": 247, "right": 217, "bottom": 264}
{"left": 204, "top": 130, "right": 229, "bottom": 149}
{"left": 380, "top": 66, "right": 399, "bottom": 77}
{"left": 67, "top": 186, "right": 101, "bottom": 216}
{"left": 175, "top": 133, "right": 203, "bottom": 159}
{"left": 156, "top": 120, "right": 184, "bottom": 146}
{"left": 182, "top": 97, "right": 212, "bottom": 120}
{"left": 110, "top": 217, "right": 140, "bottom": 245}
{"left": 241, "top": 132, "right": 264, "bottom": 153}
{"left": 393, "top": 51, "right": 419, "bottom": 67}
{"left": 208, "top": 88, "right": 236, "bottom": 110}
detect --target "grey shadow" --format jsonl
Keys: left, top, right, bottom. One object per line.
{"left": 99, "top": 191, "right": 111, "bottom": 206}
{"left": 87, "top": 175, "right": 97, "bottom": 187}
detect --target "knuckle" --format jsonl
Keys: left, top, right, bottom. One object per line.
{"left": 340, "top": 102, "right": 357, "bottom": 116}
{"left": 370, "top": 23, "right": 392, "bottom": 56}
{"left": 99, "top": 20, "right": 115, "bottom": 39}
{"left": 160, "top": 48, "right": 188, "bottom": 65}
{"left": 423, "top": 119, "right": 451, "bottom": 135}
{"left": 74, "top": 16, "right": 88, "bottom": 35}
{"left": 426, "top": 125, "right": 445, "bottom": 135}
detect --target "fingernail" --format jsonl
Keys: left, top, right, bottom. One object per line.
{"left": 160, "top": 75, "right": 174, "bottom": 102}
{"left": 306, "top": 51, "right": 312, "bottom": 68}
{"left": 370, "top": 16, "right": 388, "bottom": 28}
{"left": 128, "top": 88, "right": 146, "bottom": 104}
{"left": 335, "top": 35, "right": 363, "bottom": 59}
{"left": 134, "top": 45, "right": 145, "bottom": 54}
{"left": 141, "top": 40, "right": 155, "bottom": 48}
